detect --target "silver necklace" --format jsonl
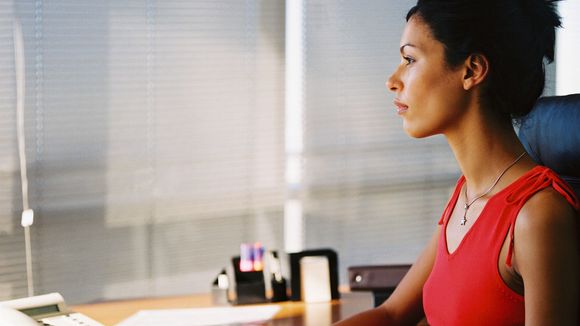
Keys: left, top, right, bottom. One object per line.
{"left": 461, "top": 152, "right": 526, "bottom": 226}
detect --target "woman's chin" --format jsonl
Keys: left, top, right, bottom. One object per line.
{"left": 403, "top": 122, "right": 431, "bottom": 139}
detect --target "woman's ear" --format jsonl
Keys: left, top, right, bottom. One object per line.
{"left": 463, "top": 54, "right": 489, "bottom": 90}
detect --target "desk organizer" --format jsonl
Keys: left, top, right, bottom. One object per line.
{"left": 231, "top": 256, "right": 267, "bottom": 305}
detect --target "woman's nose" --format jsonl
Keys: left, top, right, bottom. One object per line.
{"left": 386, "top": 72, "right": 400, "bottom": 93}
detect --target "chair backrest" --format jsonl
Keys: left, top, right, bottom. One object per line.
{"left": 518, "top": 94, "right": 580, "bottom": 197}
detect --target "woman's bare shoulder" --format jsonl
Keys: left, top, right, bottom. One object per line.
{"left": 516, "top": 186, "right": 577, "bottom": 234}
{"left": 513, "top": 184, "right": 579, "bottom": 324}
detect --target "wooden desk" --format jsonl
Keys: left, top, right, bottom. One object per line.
{"left": 72, "top": 292, "right": 373, "bottom": 326}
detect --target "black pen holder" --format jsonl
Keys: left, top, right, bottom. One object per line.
{"left": 231, "top": 256, "right": 267, "bottom": 305}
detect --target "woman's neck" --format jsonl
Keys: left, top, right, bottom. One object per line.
{"left": 444, "top": 108, "right": 532, "bottom": 195}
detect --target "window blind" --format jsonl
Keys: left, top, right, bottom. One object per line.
{"left": 300, "top": 1, "right": 460, "bottom": 283}
{"left": 0, "top": 0, "right": 21, "bottom": 298}
{"left": 0, "top": 0, "right": 285, "bottom": 304}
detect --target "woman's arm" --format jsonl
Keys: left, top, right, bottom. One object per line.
{"left": 514, "top": 188, "right": 579, "bottom": 326}
{"left": 334, "top": 226, "right": 440, "bottom": 326}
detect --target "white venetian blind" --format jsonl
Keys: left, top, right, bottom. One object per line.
{"left": 0, "top": 0, "right": 21, "bottom": 298}
{"left": 299, "top": 1, "right": 460, "bottom": 284}
{"left": 0, "top": 0, "right": 285, "bottom": 303}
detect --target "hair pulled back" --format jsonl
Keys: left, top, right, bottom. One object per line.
{"left": 407, "top": 0, "right": 561, "bottom": 120}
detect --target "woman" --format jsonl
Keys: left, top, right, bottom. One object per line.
{"left": 336, "top": 0, "right": 579, "bottom": 325}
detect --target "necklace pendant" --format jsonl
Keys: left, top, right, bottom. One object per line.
{"left": 460, "top": 151, "right": 526, "bottom": 228}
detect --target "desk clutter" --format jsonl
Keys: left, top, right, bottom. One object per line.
{"left": 211, "top": 244, "right": 339, "bottom": 305}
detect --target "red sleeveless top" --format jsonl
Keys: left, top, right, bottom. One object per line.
{"left": 423, "top": 166, "right": 579, "bottom": 325}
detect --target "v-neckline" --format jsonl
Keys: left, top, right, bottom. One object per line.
{"left": 443, "top": 166, "right": 542, "bottom": 256}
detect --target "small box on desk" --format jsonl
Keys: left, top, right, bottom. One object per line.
{"left": 231, "top": 256, "right": 267, "bottom": 305}
{"left": 288, "top": 249, "right": 340, "bottom": 302}
{"left": 348, "top": 264, "right": 411, "bottom": 307}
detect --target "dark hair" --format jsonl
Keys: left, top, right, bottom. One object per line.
{"left": 406, "top": 0, "right": 561, "bottom": 121}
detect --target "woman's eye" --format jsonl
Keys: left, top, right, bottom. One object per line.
{"left": 403, "top": 56, "right": 415, "bottom": 65}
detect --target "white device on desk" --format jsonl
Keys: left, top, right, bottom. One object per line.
{"left": 0, "top": 292, "right": 103, "bottom": 326}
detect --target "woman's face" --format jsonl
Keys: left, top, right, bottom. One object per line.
{"left": 386, "top": 16, "right": 469, "bottom": 138}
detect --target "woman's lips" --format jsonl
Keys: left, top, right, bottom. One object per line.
{"left": 394, "top": 100, "right": 408, "bottom": 114}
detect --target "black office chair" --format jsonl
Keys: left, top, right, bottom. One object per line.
{"left": 518, "top": 93, "right": 580, "bottom": 197}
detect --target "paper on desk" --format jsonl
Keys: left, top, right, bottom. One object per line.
{"left": 116, "top": 305, "right": 281, "bottom": 326}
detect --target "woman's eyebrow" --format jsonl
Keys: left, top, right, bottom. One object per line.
{"left": 400, "top": 43, "right": 417, "bottom": 54}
